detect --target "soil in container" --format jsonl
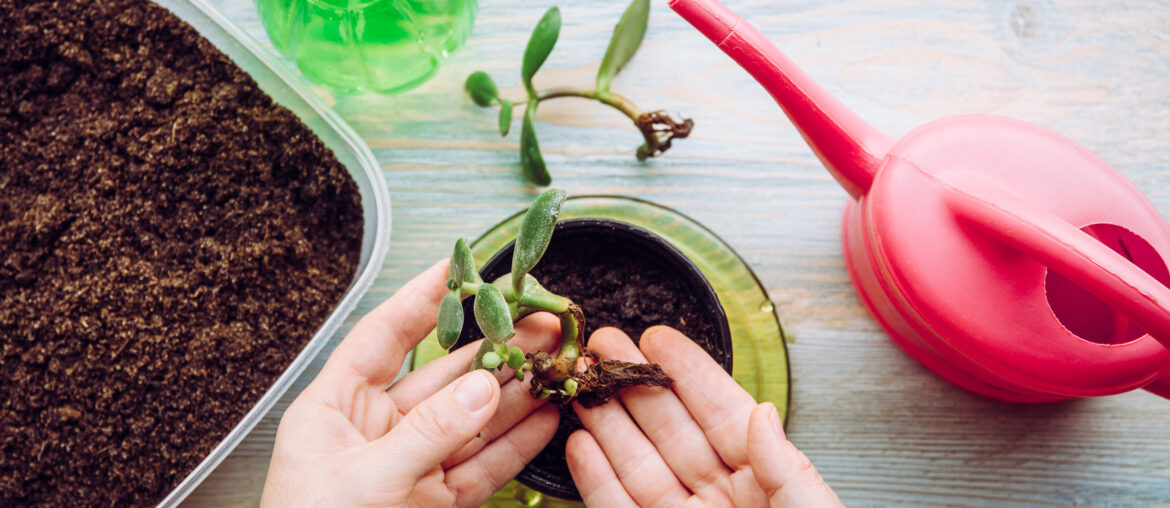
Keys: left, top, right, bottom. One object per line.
{"left": 0, "top": 0, "right": 363, "bottom": 505}
{"left": 458, "top": 219, "right": 731, "bottom": 501}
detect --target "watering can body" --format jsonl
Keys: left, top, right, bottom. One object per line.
{"left": 671, "top": 0, "right": 1170, "bottom": 401}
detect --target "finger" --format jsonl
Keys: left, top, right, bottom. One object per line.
{"left": 565, "top": 430, "right": 639, "bottom": 508}
{"left": 445, "top": 405, "right": 560, "bottom": 506}
{"left": 748, "top": 403, "right": 844, "bottom": 507}
{"left": 442, "top": 370, "right": 550, "bottom": 467}
{"left": 361, "top": 370, "right": 500, "bottom": 499}
{"left": 588, "top": 328, "right": 729, "bottom": 492}
{"left": 324, "top": 260, "right": 451, "bottom": 387}
{"left": 387, "top": 312, "right": 560, "bottom": 412}
{"left": 641, "top": 325, "right": 757, "bottom": 468}
{"left": 573, "top": 394, "right": 690, "bottom": 506}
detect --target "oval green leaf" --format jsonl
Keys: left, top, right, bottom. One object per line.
{"left": 450, "top": 238, "right": 482, "bottom": 285}
{"left": 596, "top": 0, "right": 650, "bottom": 93}
{"left": 507, "top": 346, "right": 525, "bottom": 369}
{"left": 511, "top": 188, "right": 566, "bottom": 294}
{"left": 474, "top": 283, "right": 515, "bottom": 344}
{"left": 481, "top": 351, "right": 502, "bottom": 369}
{"left": 437, "top": 290, "right": 464, "bottom": 350}
{"left": 465, "top": 71, "right": 499, "bottom": 107}
{"left": 521, "top": 7, "right": 561, "bottom": 95}
{"left": 498, "top": 98, "right": 513, "bottom": 137}
{"left": 520, "top": 105, "right": 551, "bottom": 185}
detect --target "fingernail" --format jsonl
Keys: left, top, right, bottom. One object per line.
{"left": 767, "top": 403, "right": 784, "bottom": 441}
{"left": 454, "top": 371, "right": 493, "bottom": 412}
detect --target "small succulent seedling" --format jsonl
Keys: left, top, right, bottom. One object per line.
{"left": 464, "top": 0, "right": 694, "bottom": 186}
{"left": 437, "top": 189, "right": 672, "bottom": 407}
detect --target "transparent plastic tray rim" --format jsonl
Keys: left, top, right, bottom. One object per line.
{"left": 153, "top": 0, "right": 392, "bottom": 505}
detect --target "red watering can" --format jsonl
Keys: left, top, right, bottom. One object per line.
{"left": 671, "top": 0, "right": 1170, "bottom": 402}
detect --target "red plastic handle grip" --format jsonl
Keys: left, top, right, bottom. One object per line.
{"left": 939, "top": 171, "right": 1170, "bottom": 350}
{"left": 938, "top": 171, "right": 1170, "bottom": 397}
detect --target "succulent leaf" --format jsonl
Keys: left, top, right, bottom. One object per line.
{"left": 474, "top": 283, "right": 515, "bottom": 344}
{"left": 465, "top": 71, "right": 499, "bottom": 107}
{"left": 511, "top": 189, "right": 566, "bottom": 294}
{"left": 507, "top": 347, "right": 526, "bottom": 369}
{"left": 450, "top": 238, "right": 482, "bottom": 285}
{"left": 521, "top": 7, "right": 561, "bottom": 96}
{"left": 519, "top": 105, "right": 551, "bottom": 186}
{"left": 481, "top": 351, "right": 502, "bottom": 369}
{"left": 596, "top": 0, "right": 650, "bottom": 93}
{"left": 498, "top": 98, "right": 514, "bottom": 136}
{"left": 437, "top": 290, "right": 464, "bottom": 350}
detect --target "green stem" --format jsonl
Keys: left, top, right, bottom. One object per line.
{"left": 518, "top": 291, "right": 570, "bottom": 314}
{"left": 556, "top": 304, "right": 584, "bottom": 361}
{"left": 534, "top": 88, "right": 643, "bottom": 121}
{"left": 456, "top": 282, "right": 480, "bottom": 296}
{"left": 528, "top": 88, "right": 678, "bottom": 160}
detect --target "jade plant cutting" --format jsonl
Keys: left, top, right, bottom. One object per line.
{"left": 436, "top": 189, "right": 672, "bottom": 407}
{"left": 464, "top": 0, "right": 694, "bottom": 185}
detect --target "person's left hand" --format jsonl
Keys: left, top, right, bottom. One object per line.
{"left": 260, "top": 261, "right": 561, "bottom": 507}
{"left": 566, "top": 326, "right": 843, "bottom": 507}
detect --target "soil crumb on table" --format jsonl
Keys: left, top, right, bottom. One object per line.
{"left": 0, "top": 0, "right": 364, "bottom": 505}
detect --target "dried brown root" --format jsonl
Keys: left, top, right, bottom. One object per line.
{"left": 526, "top": 349, "right": 673, "bottom": 407}
{"left": 573, "top": 359, "right": 672, "bottom": 408}
{"left": 635, "top": 111, "right": 694, "bottom": 160}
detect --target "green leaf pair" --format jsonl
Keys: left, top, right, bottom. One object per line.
{"left": 465, "top": 72, "right": 514, "bottom": 137}
{"left": 481, "top": 343, "right": 527, "bottom": 370}
{"left": 438, "top": 238, "right": 483, "bottom": 349}
{"left": 517, "top": 7, "right": 560, "bottom": 186}
{"left": 438, "top": 280, "right": 515, "bottom": 350}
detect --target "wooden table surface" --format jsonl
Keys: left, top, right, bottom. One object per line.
{"left": 185, "top": 0, "right": 1170, "bottom": 506}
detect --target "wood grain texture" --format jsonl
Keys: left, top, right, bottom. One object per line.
{"left": 184, "top": 0, "right": 1170, "bottom": 506}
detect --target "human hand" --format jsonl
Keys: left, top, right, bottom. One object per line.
{"left": 566, "top": 326, "right": 844, "bottom": 507}
{"left": 260, "top": 261, "right": 561, "bottom": 507}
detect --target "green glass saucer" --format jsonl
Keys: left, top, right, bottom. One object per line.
{"left": 412, "top": 195, "right": 789, "bottom": 507}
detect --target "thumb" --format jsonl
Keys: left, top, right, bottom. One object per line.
{"left": 366, "top": 370, "right": 500, "bottom": 497}
{"left": 747, "top": 402, "right": 844, "bottom": 507}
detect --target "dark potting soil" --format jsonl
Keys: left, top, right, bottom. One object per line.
{"left": 0, "top": 0, "right": 363, "bottom": 505}
{"left": 467, "top": 230, "right": 724, "bottom": 500}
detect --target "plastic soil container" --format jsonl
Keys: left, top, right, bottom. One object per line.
{"left": 153, "top": 0, "right": 391, "bottom": 505}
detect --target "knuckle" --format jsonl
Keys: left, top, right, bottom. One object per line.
{"left": 789, "top": 446, "right": 816, "bottom": 476}
{"left": 407, "top": 401, "right": 462, "bottom": 443}
{"left": 763, "top": 443, "right": 821, "bottom": 499}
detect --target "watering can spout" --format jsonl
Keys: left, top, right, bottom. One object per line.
{"left": 670, "top": 0, "right": 890, "bottom": 200}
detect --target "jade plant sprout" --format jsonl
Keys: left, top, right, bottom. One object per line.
{"left": 463, "top": 0, "right": 694, "bottom": 186}
{"left": 436, "top": 189, "right": 671, "bottom": 407}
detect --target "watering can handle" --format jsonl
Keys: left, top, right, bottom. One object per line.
{"left": 939, "top": 171, "right": 1170, "bottom": 397}
{"left": 939, "top": 171, "right": 1170, "bottom": 358}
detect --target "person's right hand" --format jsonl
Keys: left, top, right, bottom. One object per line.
{"left": 566, "top": 326, "right": 844, "bottom": 507}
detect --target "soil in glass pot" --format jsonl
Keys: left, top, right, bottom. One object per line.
{"left": 452, "top": 218, "right": 733, "bottom": 501}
